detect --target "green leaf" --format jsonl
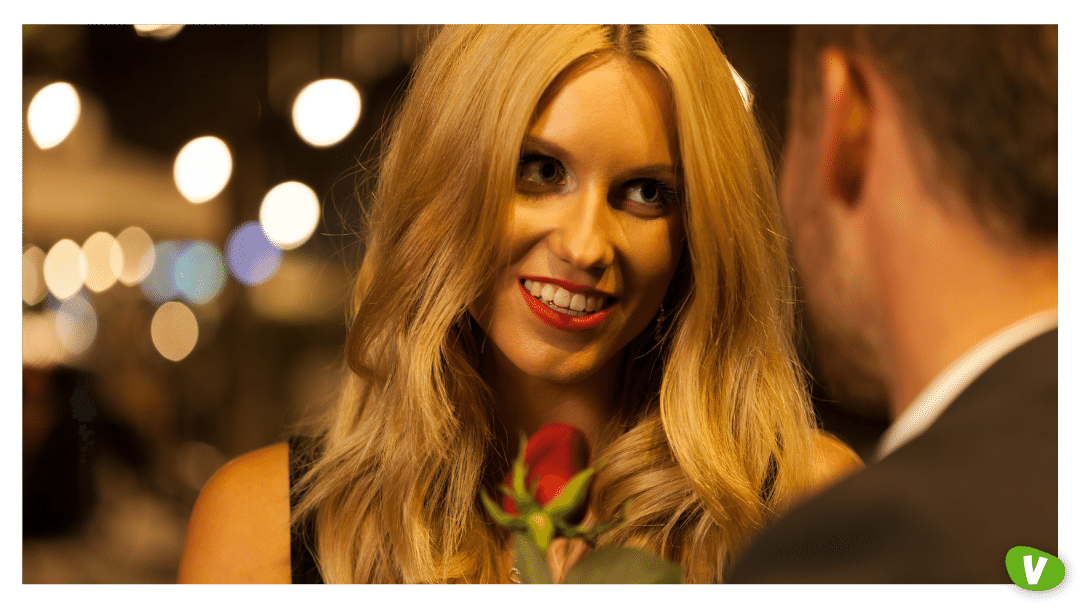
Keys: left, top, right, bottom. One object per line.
{"left": 480, "top": 490, "right": 521, "bottom": 529}
{"left": 503, "top": 434, "right": 541, "bottom": 515}
{"left": 525, "top": 510, "right": 556, "bottom": 553}
{"left": 546, "top": 467, "right": 594, "bottom": 522}
{"left": 511, "top": 434, "right": 528, "bottom": 488}
{"left": 513, "top": 531, "right": 553, "bottom": 584}
{"left": 564, "top": 546, "right": 684, "bottom": 584}
{"left": 501, "top": 484, "right": 539, "bottom": 516}
{"left": 558, "top": 524, "right": 594, "bottom": 541}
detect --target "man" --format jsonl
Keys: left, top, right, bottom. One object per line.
{"left": 727, "top": 25, "right": 1057, "bottom": 583}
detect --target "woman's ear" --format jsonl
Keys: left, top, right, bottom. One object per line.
{"left": 819, "top": 50, "right": 871, "bottom": 207}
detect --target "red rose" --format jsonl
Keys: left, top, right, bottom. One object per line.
{"left": 481, "top": 423, "right": 680, "bottom": 582}
{"left": 502, "top": 423, "right": 591, "bottom": 524}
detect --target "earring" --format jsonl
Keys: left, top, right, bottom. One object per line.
{"left": 653, "top": 303, "right": 667, "bottom": 342}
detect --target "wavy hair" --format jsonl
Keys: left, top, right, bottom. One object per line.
{"left": 292, "top": 24, "right": 817, "bottom": 583}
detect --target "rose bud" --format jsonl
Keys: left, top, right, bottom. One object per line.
{"left": 502, "top": 423, "right": 591, "bottom": 524}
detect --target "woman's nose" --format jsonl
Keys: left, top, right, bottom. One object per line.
{"left": 548, "top": 184, "right": 616, "bottom": 270}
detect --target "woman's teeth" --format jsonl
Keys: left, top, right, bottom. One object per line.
{"left": 523, "top": 279, "right": 606, "bottom": 317}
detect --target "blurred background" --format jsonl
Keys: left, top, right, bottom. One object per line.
{"left": 21, "top": 24, "right": 887, "bottom": 583}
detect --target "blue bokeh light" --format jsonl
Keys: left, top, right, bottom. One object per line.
{"left": 226, "top": 221, "right": 282, "bottom": 286}
{"left": 174, "top": 241, "right": 226, "bottom": 305}
{"left": 140, "top": 241, "right": 181, "bottom": 304}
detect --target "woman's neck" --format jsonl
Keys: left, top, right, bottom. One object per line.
{"left": 483, "top": 344, "right": 622, "bottom": 452}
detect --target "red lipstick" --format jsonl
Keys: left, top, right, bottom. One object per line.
{"left": 519, "top": 276, "right": 602, "bottom": 295}
{"left": 519, "top": 281, "right": 611, "bottom": 331}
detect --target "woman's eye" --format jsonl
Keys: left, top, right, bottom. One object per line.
{"left": 626, "top": 179, "right": 678, "bottom": 209}
{"left": 518, "top": 155, "right": 566, "bottom": 187}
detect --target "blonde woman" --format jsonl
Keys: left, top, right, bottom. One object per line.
{"left": 178, "top": 24, "right": 861, "bottom": 584}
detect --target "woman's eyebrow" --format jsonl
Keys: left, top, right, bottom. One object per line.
{"left": 520, "top": 136, "right": 573, "bottom": 163}
{"left": 522, "top": 136, "right": 679, "bottom": 182}
{"left": 624, "top": 164, "right": 680, "bottom": 182}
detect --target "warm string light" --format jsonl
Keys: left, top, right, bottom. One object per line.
{"left": 23, "top": 246, "right": 48, "bottom": 306}
{"left": 81, "top": 231, "right": 122, "bottom": 293}
{"left": 43, "top": 239, "right": 87, "bottom": 300}
{"left": 259, "top": 181, "right": 320, "bottom": 250}
{"left": 23, "top": 311, "right": 64, "bottom": 367}
{"left": 115, "top": 226, "right": 156, "bottom": 287}
{"left": 151, "top": 301, "right": 199, "bottom": 361}
{"left": 23, "top": 292, "right": 98, "bottom": 364}
{"left": 29, "top": 231, "right": 223, "bottom": 365}
{"left": 133, "top": 25, "right": 185, "bottom": 40}
{"left": 173, "top": 136, "right": 232, "bottom": 203}
{"left": 27, "top": 82, "right": 81, "bottom": 149}
{"left": 291, "top": 78, "right": 362, "bottom": 147}
{"left": 25, "top": 37, "right": 352, "bottom": 370}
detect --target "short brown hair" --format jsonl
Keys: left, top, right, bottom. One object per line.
{"left": 791, "top": 25, "right": 1057, "bottom": 245}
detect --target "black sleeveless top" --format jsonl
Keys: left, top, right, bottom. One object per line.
{"left": 288, "top": 436, "right": 324, "bottom": 584}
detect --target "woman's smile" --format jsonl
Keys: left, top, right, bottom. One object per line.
{"left": 519, "top": 277, "right": 614, "bottom": 329}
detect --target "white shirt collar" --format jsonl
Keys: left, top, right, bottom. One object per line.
{"left": 874, "top": 309, "right": 1058, "bottom": 461}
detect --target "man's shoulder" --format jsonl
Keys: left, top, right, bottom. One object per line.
{"left": 727, "top": 447, "right": 948, "bottom": 582}
{"left": 726, "top": 333, "right": 1058, "bottom": 584}
{"left": 728, "top": 434, "right": 1053, "bottom": 582}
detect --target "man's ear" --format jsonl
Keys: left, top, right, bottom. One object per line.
{"left": 820, "top": 50, "right": 870, "bottom": 206}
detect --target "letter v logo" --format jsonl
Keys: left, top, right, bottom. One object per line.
{"left": 1023, "top": 554, "right": 1047, "bottom": 585}
{"left": 1006, "top": 546, "right": 1065, "bottom": 591}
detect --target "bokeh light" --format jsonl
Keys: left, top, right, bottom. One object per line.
{"left": 173, "top": 136, "right": 232, "bottom": 203}
{"left": 55, "top": 292, "right": 98, "bottom": 357}
{"left": 259, "top": 181, "right": 320, "bottom": 250}
{"left": 225, "top": 221, "right": 282, "bottom": 286}
{"left": 133, "top": 25, "right": 185, "bottom": 40}
{"left": 291, "top": 78, "right": 362, "bottom": 147}
{"left": 23, "top": 311, "right": 65, "bottom": 367}
{"left": 43, "top": 239, "right": 88, "bottom": 300}
{"left": 27, "top": 82, "right": 81, "bottom": 149}
{"left": 23, "top": 245, "right": 48, "bottom": 306}
{"left": 115, "top": 226, "right": 156, "bottom": 286}
{"left": 174, "top": 241, "right": 226, "bottom": 305}
{"left": 140, "top": 241, "right": 182, "bottom": 304}
{"left": 82, "top": 232, "right": 122, "bottom": 293}
{"left": 151, "top": 301, "right": 199, "bottom": 362}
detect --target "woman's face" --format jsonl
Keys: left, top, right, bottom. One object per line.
{"left": 470, "top": 57, "right": 684, "bottom": 385}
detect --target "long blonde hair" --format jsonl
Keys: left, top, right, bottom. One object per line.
{"left": 292, "top": 24, "right": 817, "bottom": 583}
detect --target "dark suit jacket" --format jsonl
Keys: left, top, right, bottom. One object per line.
{"left": 727, "top": 329, "right": 1057, "bottom": 583}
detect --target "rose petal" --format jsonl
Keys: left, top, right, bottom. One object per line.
{"left": 501, "top": 423, "right": 591, "bottom": 513}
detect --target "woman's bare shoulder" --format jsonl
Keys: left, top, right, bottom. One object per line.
{"left": 177, "top": 442, "right": 292, "bottom": 583}
{"left": 808, "top": 430, "right": 864, "bottom": 493}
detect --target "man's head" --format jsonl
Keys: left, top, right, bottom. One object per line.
{"left": 782, "top": 25, "right": 1057, "bottom": 416}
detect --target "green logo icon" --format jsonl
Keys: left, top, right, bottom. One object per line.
{"left": 1005, "top": 546, "right": 1065, "bottom": 591}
